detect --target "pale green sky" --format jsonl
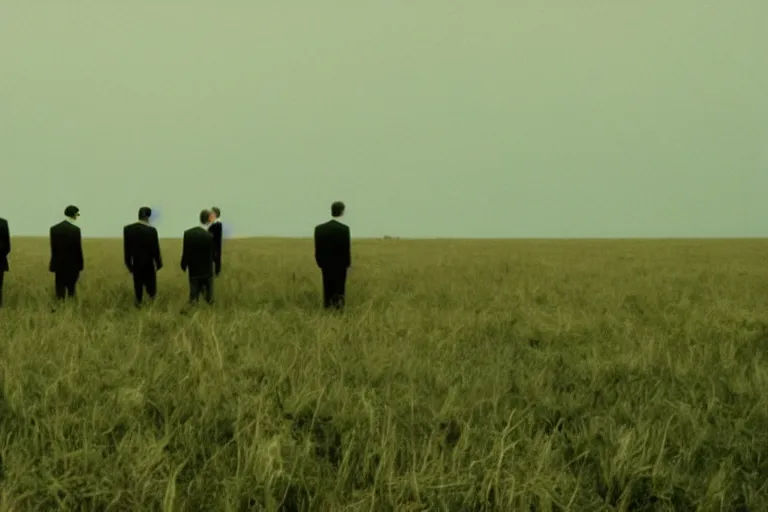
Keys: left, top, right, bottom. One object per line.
{"left": 1, "top": 1, "right": 766, "bottom": 238}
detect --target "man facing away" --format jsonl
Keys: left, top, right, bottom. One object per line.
{"left": 314, "top": 201, "right": 351, "bottom": 310}
{"left": 49, "top": 205, "right": 84, "bottom": 301}
{"left": 181, "top": 209, "right": 215, "bottom": 305}
{"left": 208, "top": 206, "right": 222, "bottom": 276}
{"left": 0, "top": 216, "right": 9, "bottom": 308}
{"left": 123, "top": 206, "right": 163, "bottom": 307}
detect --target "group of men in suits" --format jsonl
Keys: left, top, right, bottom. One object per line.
{"left": 123, "top": 206, "right": 223, "bottom": 306}
{"left": 0, "top": 201, "right": 352, "bottom": 310}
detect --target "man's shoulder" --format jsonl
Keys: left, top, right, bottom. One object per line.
{"left": 184, "top": 226, "right": 206, "bottom": 236}
{"left": 126, "top": 222, "right": 149, "bottom": 233}
{"left": 332, "top": 220, "right": 350, "bottom": 231}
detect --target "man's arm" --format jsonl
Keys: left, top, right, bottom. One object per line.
{"left": 49, "top": 229, "right": 56, "bottom": 272}
{"left": 313, "top": 226, "right": 322, "bottom": 268}
{"left": 0, "top": 220, "right": 9, "bottom": 257}
{"left": 180, "top": 233, "right": 187, "bottom": 271}
{"left": 215, "top": 225, "right": 222, "bottom": 274}
{"left": 207, "top": 232, "right": 215, "bottom": 263}
{"left": 123, "top": 227, "right": 133, "bottom": 272}
{"left": 344, "top": 226, "right": 351, "bottom": 268}
{"left": 153, "top": 228, "right": 163, "bottom": 270}
{"left": 210, "top": 224, "right": 222, "bottom": 274}
{"left": 76, "top": 229, "right": 84, "bottom": 271}
{"left": 213, "top": 233, "right": 221, "bottom": 274}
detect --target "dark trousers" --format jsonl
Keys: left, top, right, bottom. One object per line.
{"left": 55, "top": 271, "right": 79, "bottom": 299}
{"left": 0, "top": 271, "right": 4, "bottom": 307}
{"left": 132, "top": 270, "right": 157, "bottom": 305}
{"left": 189, "top": 275, "right": 214, "bottom": 304}
{"left": 321, "top": 268, "right": 347, "bottom": 309}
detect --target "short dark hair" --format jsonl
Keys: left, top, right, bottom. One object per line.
{"left": 199, "top": 209, "right": 211, "bottom": 224}
{"left": 211, "top": 206, "right": 220, "bottom": 218}
{"left": 138, "top": 206, "right": 152, "bottom": 220}
{"left": 64, "top": 205, "right": 80, "bottom": 218}
{"left": 331, "top": 201, "right": 345, "bottom": 217}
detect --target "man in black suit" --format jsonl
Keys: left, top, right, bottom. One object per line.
{"left": 208, "top": 206, "right": 222, "bottom": 276}
{"left": 123, "top": 206, "right": 163, "bottom": 307}
{"left": 314, "top": 201, "right": 351, "bottom": 309}
{"left": 0, "top": 217, "right": 9, "bottom": 308}
{"left": 49, "top": 205, "right": 84, "bottom": 300}
{"left": 181, "top": 209, "right": 215, "bottom": 304}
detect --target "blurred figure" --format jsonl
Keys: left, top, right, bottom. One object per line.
{"left": 0, "top": 216, "right": 9, "bottom": 308}
{"left": 208, "top": 206, "right": 222, "bottom": 276}
{"left": 314, "top": 201, "right": 351, "bottom": 309}
{"left": 49, "top": 205, "right": 84, "bottom": 301}
{"left": 123, "top": 206, "right": 163, "bottom": 307}
{"left": 181, "top": 209, "right": 215, "bottom": 305}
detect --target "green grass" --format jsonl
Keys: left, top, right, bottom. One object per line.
{"left": 1, "top": 237, "right": 767, "bottom": 510}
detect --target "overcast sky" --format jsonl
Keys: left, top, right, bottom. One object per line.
{"left": 1, "top": 1, "right": 766, "bottom": 238}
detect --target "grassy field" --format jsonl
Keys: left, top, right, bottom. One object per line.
{"left": 0, "top": 237, "right": 766, "bottom": 511}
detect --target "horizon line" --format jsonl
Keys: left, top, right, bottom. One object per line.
{"left": 9, "top": 235, "right": 768, "bottom": 241}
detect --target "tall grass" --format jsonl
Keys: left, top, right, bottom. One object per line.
{"left": 0, "top": 238, "right": 766, "bottom": 510}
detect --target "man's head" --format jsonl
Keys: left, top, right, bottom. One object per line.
{"left": 209, "top": 206, "right": 220, "bottom": 223}
{"left": 138, "top": 206, "right": 152, "bottom": 222}
{"left": 331, "top": 201, "right": 345, "bottom": 218}
{"left": 64, "top": 205, "right": 80, "bottom": 220}
{"left": 199, "top": 209, "right": 211, "bottom": 225}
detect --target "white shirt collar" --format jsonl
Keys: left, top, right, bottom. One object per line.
{"left": 65, "top": 217, "right": 77, "bottom": 225}
{"left": 211, "top": 218, "right": 220, "bottom": 224}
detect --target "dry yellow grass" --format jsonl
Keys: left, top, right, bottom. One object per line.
{"left": 0, "top": 237, "right": 767, "bottom": 510}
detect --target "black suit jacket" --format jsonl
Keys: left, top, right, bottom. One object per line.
{"left": 123, "top": 222, "right": 163, "bottom": 273}
{"left": 314, "top": 219, "right": 351, "bottom": 270}
{"left": 180, "top": 226, "right": 214, "bottom": 278}
{"left": 0, "top": 217, "right": 9, "bottom": 272}
{"left": 208, "top": 221, "right": 222, "bottom": 274}
{"left": 49, "top": 220, "right": 84, "bottom": 274}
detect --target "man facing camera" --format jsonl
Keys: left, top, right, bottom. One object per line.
{"left": 123, "top": 206, "right": 163, "bottom": 307}
{"left": 181, "top": 209, "right": 215, "bottom": 305}
{"left": 314, "top": 201, "right": 351, "bottom": 310}
{"left": 49, "top": 205, "right": 84, "bottom": 301}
